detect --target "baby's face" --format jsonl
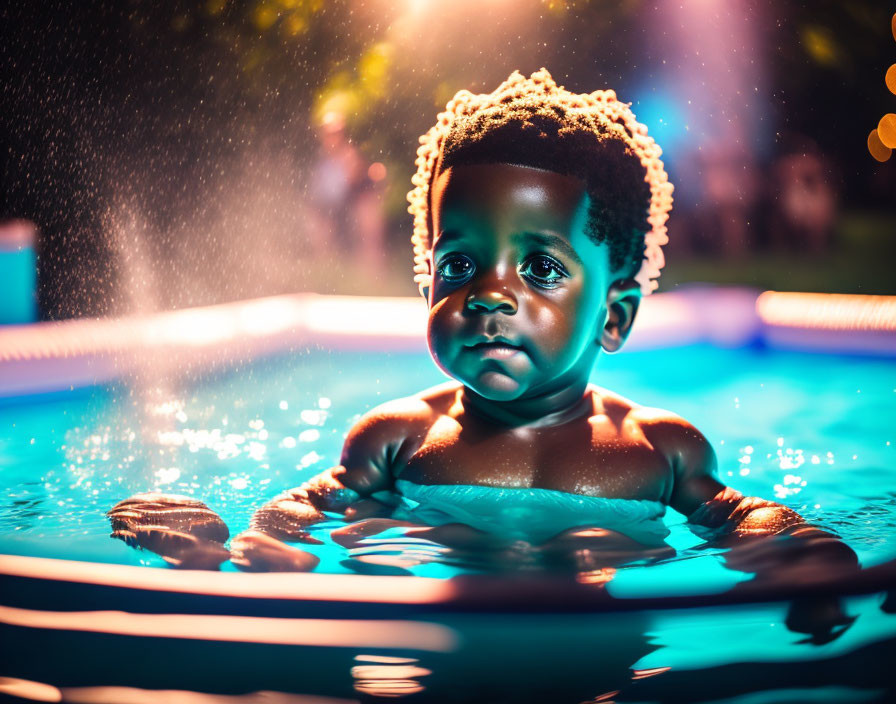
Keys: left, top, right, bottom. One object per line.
{"left": 427, "top": 162, "right": 614, "bottom": 401}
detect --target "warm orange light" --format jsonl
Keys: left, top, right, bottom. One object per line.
{"left": 887, "top": 64, "right": 896, "bottom": 96}
{"left": 576, "top": 567, "right": 616, "bottom": 585}
{"left": 0, "top": 603, "right": 457, "bottom": 652}
{"left": 0, "top": 219, "right": 36, "bottom": 250}
{"left": 355, "top": 654, "right": 419, "bottom": 664}
{"left": 368, "top": 161, "right": 387, "bottom": 182}
{"left": 800, "top": 25, "right": 838, "bottom": 67}
{"left": 0, "top": 554, "right": 457, "bottom": 605}
{"left": 251, "top": 3, "right": 280, "bottom": 31}
{"left": 351, "top": 664, "right": 432, "bottom": 679}
{"left": 756, "top": 291, "right": 896, "bottom": 332}
{"left": 0, "top": 678, "right": 61, "bottom": 702}
{"left": 632, "top": 666, "right": 672, "bottom": 680}
{"left": 878, "top": 113, "right": 896, "bottom": 148}
{"left": 352, "top": 654, "right": 431, "bottom": 699}
{"left": 281, "top": 12, "right": 307, "bottom": 36}
{"left": 868, "top": 129, "right": 892, "bottom": 162}
{"left": 354, "top": 679, "right": 426, "bottom": 697}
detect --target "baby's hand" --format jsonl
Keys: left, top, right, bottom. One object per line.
{"left": 229, "top": 530, "right": 320, "bottom": 572}
{"left": 714, "top": 526, "right": 860, "bottom": 644}
{"left": 108, "top": 492, "right": 229, "bottom": 542}
{"left": 248, "top": 488, "right": 326, "bottom": 543}
{"left": 718, "top": 525, "right": 859, "bottom": 583}
{"left": 107, "top": 493, "right": 230, "bottom": 569}
{"left": 330, "top": 518, "right": 422, "bottom": 549}
{"left": 247, "top": 467, "right": 385, "bottom": 541}
{"left": 115, "top": 525, "right": 231, "bottom": 569}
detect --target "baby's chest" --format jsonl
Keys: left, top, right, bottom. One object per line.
{"left": 396, "top": 416, "right": 670, "bottom": 500}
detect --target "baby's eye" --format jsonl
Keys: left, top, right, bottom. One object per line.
{"left": 437, "top": 254, "right": 475, "bottom": 284}
{"left": 519, "top": 255, "right": 568, "bottom": 289}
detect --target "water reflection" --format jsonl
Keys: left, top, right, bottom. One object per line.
{"left": 370, "top": 611, "right": 655, "bottom": 704}
{"left": 351, "top": 654, "right": 431, "bottom": 699}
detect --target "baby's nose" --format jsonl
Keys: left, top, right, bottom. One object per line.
{"left": 465, "top": 289, "right": 517, "bottom": 314}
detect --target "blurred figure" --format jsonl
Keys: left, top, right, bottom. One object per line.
{"left": 696, "top": 142, "right": 760, "bottom": 258}
{"left": 767, "top": 138, "right": 838, "bottom": 255}
{"left": 308, "top": 111, "right": 387, "bottom": 277}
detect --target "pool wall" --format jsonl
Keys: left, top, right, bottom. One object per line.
{"left": 2, "top": 287, "right": 894, "bottom": 400}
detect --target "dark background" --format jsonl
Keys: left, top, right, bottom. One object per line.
{"left": 1, "top": 0, "right": 894, "bottom": 319}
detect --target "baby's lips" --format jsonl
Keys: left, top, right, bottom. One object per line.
{"left": 464, "top": 336, "right": 531, "bottom": 360}
{"left": 467, "top": 333, "right": 525, "bottom": 349}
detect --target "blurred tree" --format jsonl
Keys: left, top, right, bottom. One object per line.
{"left": 1, "top": 0, "right": 893, "bottom": 316}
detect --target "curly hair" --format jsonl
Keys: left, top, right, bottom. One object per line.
{"left": 407, "top": 68, "right": 673, "bottom": 295}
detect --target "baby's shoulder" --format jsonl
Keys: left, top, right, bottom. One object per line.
{"left": 345, "top": 382, "right": 459, "bottom": 447}
{"left": 589, "top": 385, "right": 712, "bottom": 459}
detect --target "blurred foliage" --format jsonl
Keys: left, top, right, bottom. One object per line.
{"left": 2, "top": 0, "right": 895, "bottom": 317}
{"left": 662, "top": 212, "right": 896, "bottom": 295}
{"left": 125, "top": 0, "right": 646, "bottom": 220}
{"left": 127, "top": 0, "right": 894, "bottom": 213}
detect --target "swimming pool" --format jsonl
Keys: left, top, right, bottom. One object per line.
{"left": 1, "top": 290, "right": 895, "bottom": 703}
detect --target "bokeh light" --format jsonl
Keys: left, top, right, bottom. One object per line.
{"left": 879, "top": 113, "right": 896, "bottom": 149}
{"left": 867, "top": 129, "right": 891, "bottom": 162}
{"left": 800, "top": 25, "right": 840, "bottom": 67}
{"left": 367, "top": 162, "right": 387, "bottom": 182}
{"left": 868, "top": 16, "right": 896, "bottom": 161}
{"left": 631, "top": 91, "right": 689, "bottom": 162}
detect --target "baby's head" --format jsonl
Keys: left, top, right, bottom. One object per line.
{"left": 407, "top": 69, "right": 673, "bottom": 402}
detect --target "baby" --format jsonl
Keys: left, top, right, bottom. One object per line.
{"left": 111, "top": 69, "right": 855, "bottom": 576}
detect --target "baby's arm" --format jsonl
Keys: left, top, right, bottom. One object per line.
{"left": 248, "top": 402, "right": 408, "bottom": 539}
{"left": 663, "top": 421, "right": 804, "bottom": 538}
{"left": 653, "top": 415, "right": 857, "bottom": 565}
{"left": 106, "top": 405, "right": 408, "bottom": 570}
{"left": 658, "top": 417, "right": 820, "bottom": 537}
{"left": 658, "top": 416, "right": 861, "bottom": 642}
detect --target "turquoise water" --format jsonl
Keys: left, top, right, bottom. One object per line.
{"left": 2, "top": 343, "right": 895, "bottom": 703}
{"left": 1, "top": 343, "right": 895, "bottom": 584}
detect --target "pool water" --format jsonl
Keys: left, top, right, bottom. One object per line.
{"left": 2, "top": 342, "right": 896, "bottom": 703}
{"left": 1, "top": 343, "right": 894, "bottom": 585}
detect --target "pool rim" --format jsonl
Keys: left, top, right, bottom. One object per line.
{"left": 2, "top": 287, "right": 895, "bottom": 617}
{"left": 1, "top": 552, "right": 893, "bottom": 618}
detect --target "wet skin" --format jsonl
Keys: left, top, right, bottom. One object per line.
{"left": 337, "top": 162, "right": 732, "bottom": 516}
{"left": 111, "top": 164, "right": 858, "bottom": 582}
{"left": 109, "top": 161, "right": 862, "bottom": 640}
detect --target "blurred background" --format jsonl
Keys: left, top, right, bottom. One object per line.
{"left": 0, "top": 0, "right": 894, "bottom": 321}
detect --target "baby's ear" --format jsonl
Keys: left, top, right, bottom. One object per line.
{"left": 417, "top": 255, "right": 433, "bottom": 303}
{"left": 599, "top": 278, "right": 642, "bottom": 353}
